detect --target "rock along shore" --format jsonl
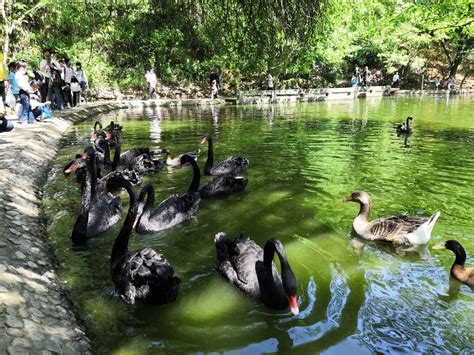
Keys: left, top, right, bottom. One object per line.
{"left": 0, "top": 98, "right": 223, "bottom": 354}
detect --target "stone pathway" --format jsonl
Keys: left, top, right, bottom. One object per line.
{"left": 0, "top": 102, "right": 138, "bottom": 354}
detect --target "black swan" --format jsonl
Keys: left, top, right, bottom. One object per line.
{"left": 105, "top": 176, "right": 181, "bottom": 304}
{"left": 65, "top": 146, "right": 149, "bottom": 190}
{"left": 199, "top": 173, "right": 248, "bottom": 198}
{"left": 200, "top": 133, "right": 249, "bottom": 176}
{"left": 68, "top": 146, "right": 122, "bottom": 244}
{"left": 396, "top": 116, "right": 413, "bottom": 134}
{"left": 162, "top": 148, "right": 200, "bottom": 168}
{"left": 433, "top": 240, "right": 474, "bottom": 287}
{"left": 104, "top": 121, "right": 122, "bottom": 146}
{"left": 94, "top": 137, "right": 112, "bottom": 166}
{"left": 111, "top": 143, "right": 162, "bottom": 174}
{"left": 91, "top": 121, "right": 106, "bottom": 141}
{"left": 215, "top": 233, "right": 299, "bottom": 315}
{"left": 135, "top": 155, "right": 201, "bottom": 234}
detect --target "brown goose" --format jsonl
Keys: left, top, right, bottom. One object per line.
{"left": 343, "top": 191, "right": 440, "bottom": 245}
{"left": 433, "top": 240, "right": 474, "bottom": 288}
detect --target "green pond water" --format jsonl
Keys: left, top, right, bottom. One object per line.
{"left": 43, "top": 96, "right": 474, "bottom": 354}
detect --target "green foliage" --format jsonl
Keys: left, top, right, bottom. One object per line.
{"left": 1, "top": 0, "right": 472, "bottom": 91}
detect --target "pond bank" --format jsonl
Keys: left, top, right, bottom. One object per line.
{"left": 0, "top": 100, "right": 172, "bottom": 354}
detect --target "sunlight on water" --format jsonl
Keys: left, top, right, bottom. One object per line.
{"left": 43, "top": 97, "right": 474, "bottom": 353}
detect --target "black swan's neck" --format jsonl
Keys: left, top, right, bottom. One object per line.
{"left": 405, "top": 117, "right": 411, "bottom": 129}
{"left": 263, "top": 239, "right": 296, "bottom": 295}
{"left": 71, "top": 156, "right": 94, "bottom": 244}
{"left": 112, "top": 143, "right": 121, "bottom": 171}
{"left": 187, "top": 158, "right": 201, "bottom": 193}
{"left": 111, "top": 181, "right": 138, "bottom": 262}
{"left": 90, "top": 153, "right": 97, "bottom": 198}
{"left": 204, "top": 136, "right": 213, "bottom": 175}
{"left": 138, "top": 184, "right": 155, "bottom": 212}
{"left": 94, "top": 121, "right": 102, "bottom": 131}
{"left": 264, "top": 239, "right": 289, "bottom": 271}
{"left": 104, "top": 142, "right": 111, "bottom": 166}
{"left": 451, "top": 246, "right": 467, "bottom": 266}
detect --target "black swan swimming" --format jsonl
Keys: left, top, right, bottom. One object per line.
{"left": 135, "top": 155, "right": 201, "bottom": 234}
{"left": 68, "top": 146, "right": 122, "bottom": 244}
{"left": 91, "top": 121, "right": 106, "bottom": 141}
{"left": 94, "top": 137, "right": 113, "bottom": 166}
{"left": 162, "top": 148, "right": 200, "bottom": 168}
{"left": 104, "top": 121, "right": 122, "bottom": 146}
{"left": 65, "top": 146, "right": 148, "bottom": 189}
{"left": 396, "top": 116, "right": 413, "bottom": 134}
{"left": 105, "top": 176, "right": 181, "bottom": 304}
{"left": 215, "top": 232, "right": 299, "bottom": 315}
{"left": 111, "top": 143, "right": 162, "bottom": 174}
{"left": 200, "top": 133, "right": 249, "bottom": 176}
{"left": 199, "top": 173, "right": 248, "bottom": 198}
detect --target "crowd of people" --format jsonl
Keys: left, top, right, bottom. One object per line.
{"left": 0, "top": 48, "right": 89, "bottom": 130}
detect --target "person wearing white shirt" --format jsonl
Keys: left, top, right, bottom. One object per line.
{"left": 392, "top": 72, "right": 400, "bottom": 87}
{"left": 145, "top": 69, "right": 157, "bottom": 99}
{"left": 62, "top": 58, "right": 74, "bottom": 107}
{"left": 75, "top": 62, "right": 88, "bottom": 104}
{"left": 39, "top": 49, "right": 64, "bottom": 110}
{"left": 15, "top": 62, "right": 35, "bottom": 124}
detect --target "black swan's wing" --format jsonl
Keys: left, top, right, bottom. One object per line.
{"left": 113, "top": 248, "right": 179, "bottom": 304}
{"left": 211, "top": 156, "right": 249, "bottom": 175}
{"left": 102, "top": 169, "right": 144, "bottom": 188}
{"left": 220, "top": 238, "right": 263, "bottom": 298}
{"left": 200, "top": 174, "right": 247, "bottom": 197}
{"left": 138, "top": 193, "right": 200, "bottom": 233}
{"left": 87, "top": 193, "right": 122, "bottom": 237}
{"left": 119, "top": 148, "right": 150, "bottom": 169}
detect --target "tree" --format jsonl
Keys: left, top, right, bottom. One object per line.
{"left": 1, "top": 0, "right": 47, "bottom": 66}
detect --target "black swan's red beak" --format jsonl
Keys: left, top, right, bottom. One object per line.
{"left": 289, "top": 295, "right": 299, "bottom": 316}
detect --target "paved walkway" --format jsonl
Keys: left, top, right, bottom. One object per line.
{"left": 0, "top": 102, "right": 135, "bottom": 354}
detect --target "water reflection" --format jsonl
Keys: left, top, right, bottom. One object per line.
{"left": 211, "top": 105, "right": 219, "bottom": 133}
{"left": 149, "top": 110, "right": 161, "bottom": 144}
{"left": 351, "top": 236, "right": 430, "bottom": 259}
{"left": 288, "top": 272, "right": 350, "bottom": 346}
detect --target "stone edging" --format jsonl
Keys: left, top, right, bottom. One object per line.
{"left": 0, "top": 100, "right": 161, "bottom": 354}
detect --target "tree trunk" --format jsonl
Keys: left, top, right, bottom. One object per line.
{"left": 1, "top": 0, "right": 9, "bottom": 67}
{"left": 449, "top": 57, "right": 463, "bottom": 78}
{"left": 459, "top": 67, "right": 471, "bottom": 89}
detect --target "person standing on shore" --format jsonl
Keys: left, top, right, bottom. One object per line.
{"left": 15, "top": 62, "right": 35, "bottom": 124}
{"left": 209, "top": 69, "right": 220, "bottom": 89}
{"left": 267, "top": 73, "right": 274, "bottom": 90}
{"left": 355, "top": 66, "right": 361, "bottom": 84}
{"left": 74, "top": 62, "right": 88, "bottom": 104}
{"left": 62, "top": 58, "right": 74, "bottom": 107}
{"left": 39, "top": 49, "right": 64, "bottom": 110}
{"left": 363, "top": 66, "right": 370, "bottom": 87}
{"left": 8, "top": 62, "right": 19, "bottom": 101}
{"left": 392, "top": 71, "right": 400, "bottom": 87}
{"left": 211, "top": 79, "right": 218, "bottom": 99}
{"left": 0, "top": 53, "right": 7, "bottom": 109}
{"left": 145, "top": 69, "right": 157, "bottom": 99}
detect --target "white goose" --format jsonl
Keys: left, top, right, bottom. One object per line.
{"left": 343, "top": 191, "right": 440, "bottom": 245}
